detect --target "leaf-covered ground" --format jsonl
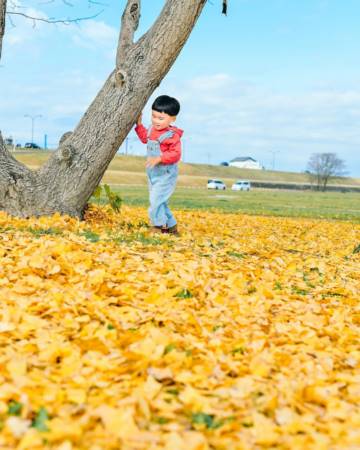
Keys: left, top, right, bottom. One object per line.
{"left": 0, "top": 206, "right": 359, "bottom": 450}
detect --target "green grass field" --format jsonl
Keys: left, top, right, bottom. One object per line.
{"left": 100, "top": 186, "right": 360, "bottom": 222}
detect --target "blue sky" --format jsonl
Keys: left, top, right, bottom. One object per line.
{"left": 1, "top": 0, "right": 360, "bottom": 176}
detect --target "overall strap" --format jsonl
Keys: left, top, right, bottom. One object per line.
{"left": 147, "top": 126, "right": 153, "bottom": 139}
{"left": 157, "top": 130, "right": 174, "bottom": 144}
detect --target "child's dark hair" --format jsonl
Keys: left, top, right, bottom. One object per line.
{"left": 152, "top": 95, "right": 180, "bottom": 117}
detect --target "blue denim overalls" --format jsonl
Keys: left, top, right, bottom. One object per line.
{"left": 146, "top": 127, "right": 179, "bottom": 227}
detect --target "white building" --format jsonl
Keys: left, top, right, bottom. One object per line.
{"left": 229, "top": 157, "right": 262, "bottom": 170}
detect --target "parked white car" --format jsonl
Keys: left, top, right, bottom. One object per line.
{"left": 232, "top": 180, "right": 251, "bottom": 191}
{"left": 207, "top": 179, "right": 226, "bottom": 190}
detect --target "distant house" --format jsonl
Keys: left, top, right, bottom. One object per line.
{"left": 229, "top": 157, "right": 262, "bottom": 170}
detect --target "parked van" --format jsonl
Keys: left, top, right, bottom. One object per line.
{"left": 232, "top": 180, "right": 251, "bottom": 191}
{"left": 207, "top": 179, "right": 226, "bottom": 190}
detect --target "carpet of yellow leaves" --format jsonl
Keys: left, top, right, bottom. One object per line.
{"left": 0, "top": 205, "right": 359, "bottom": 450}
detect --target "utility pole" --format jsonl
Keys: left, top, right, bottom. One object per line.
{"left": 269, "top": 150, "right": 280, "bottom": 171}
{"left": 207, "top": 152, "right": 211, "bottom": 165}
{"left": 125, "top": 137, "right": 129, "bottom": 155}
{"left": 24, "top": 114, "right": 42, "bottom": 144}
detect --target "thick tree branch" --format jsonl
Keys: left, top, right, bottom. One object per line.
{"left": 0, "top": 131, "right": 32, "bottom": 175}
{"left": 0, "top": 131, "right": 6, "bottom": 156}
{"left": 0, "top": 0, "right": 6, "bottom": 60}
{"left": 0, "top": 132, "right": 34, "bottom": 208}
{"left": 0, "top": 132, "right": 52, "bottom": 217}
{"left": 0, "top": 130, "right": 13, "bottom": 162}
{"left": 132, "top": 0, "right": 207, "bottom": 86}
{"left": 116, "top": 0, "right": 140, "bottom": 69}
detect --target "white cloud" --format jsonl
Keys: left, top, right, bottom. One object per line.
{"left": 5, "top": 4, "right": 117, "bottom": 61}
{"left": 71, "top": 20, "right": 117, "bottom": 51}
{"left": 2, "top": 42, "right": 360, "bottom": 175}
{"left": 188, "top": 73, "right": 232, "bottom": 91}
{"left": 1, "top": 68, "right": 106, "bottom": 147}
{"left": 155, "top": 73, "right": 360, "bottom": 174}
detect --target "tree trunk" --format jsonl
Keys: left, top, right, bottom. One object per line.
{"left": 0, "top": 0, "right": 6, "bottom": 59}
{"left": 0, "top": 0, "right": 207, "bottom": 218}
{"left": 322, "top": 176, "right": 329, "bottom": 192}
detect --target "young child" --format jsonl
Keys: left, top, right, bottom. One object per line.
{"left": 135, "top": 95, "right": 183, "bottom": 235}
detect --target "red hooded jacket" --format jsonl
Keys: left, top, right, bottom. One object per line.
{"left": 135, "top": 124, "right": 183, "bottom": 165}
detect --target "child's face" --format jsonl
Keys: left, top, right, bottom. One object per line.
{"left": 151, "top": 110, "right": 176, "bottom": 131}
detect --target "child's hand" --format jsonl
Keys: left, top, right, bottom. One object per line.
{"left": 146, "top": 156, "right": 162, "bottom": 168}
{"left": 137, "top": 113, "right": 143, "bottom": 125}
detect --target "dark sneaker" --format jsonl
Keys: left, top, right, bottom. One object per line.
{"left": 167, "top": 225, "right": 179, "bottom": 236}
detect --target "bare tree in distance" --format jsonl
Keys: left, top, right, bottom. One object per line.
{"left": 0, "top": 0, "right": 227, "bottom": 218}
{"left": 306, "top": 153, "right": 347, "bottom": 191}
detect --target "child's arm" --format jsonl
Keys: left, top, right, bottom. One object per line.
{"left": 134, "top": 114, "right": 148, "bottom": 143}
{"left": 160, "top": 133, "right": 182, "bottom": 164}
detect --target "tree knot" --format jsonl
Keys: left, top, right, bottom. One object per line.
{"left": 57, "top": 145, "right": 75, "bottom": 164}
{"left": 113, "top": 69, "right": 127, "bottom": 88}
{"left": 130, "top": 3, "right": 139, "bottom": 21}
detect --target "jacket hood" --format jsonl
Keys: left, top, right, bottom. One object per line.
{"left": 169, "top": 126, "right": 184, "bottom": 138}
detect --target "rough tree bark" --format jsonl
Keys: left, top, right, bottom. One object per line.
{"left": 0, "top": 0, "right": 207, "bottom": 218}
{"left": 0, "top": 0, "right": 6, "bottom": 59}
